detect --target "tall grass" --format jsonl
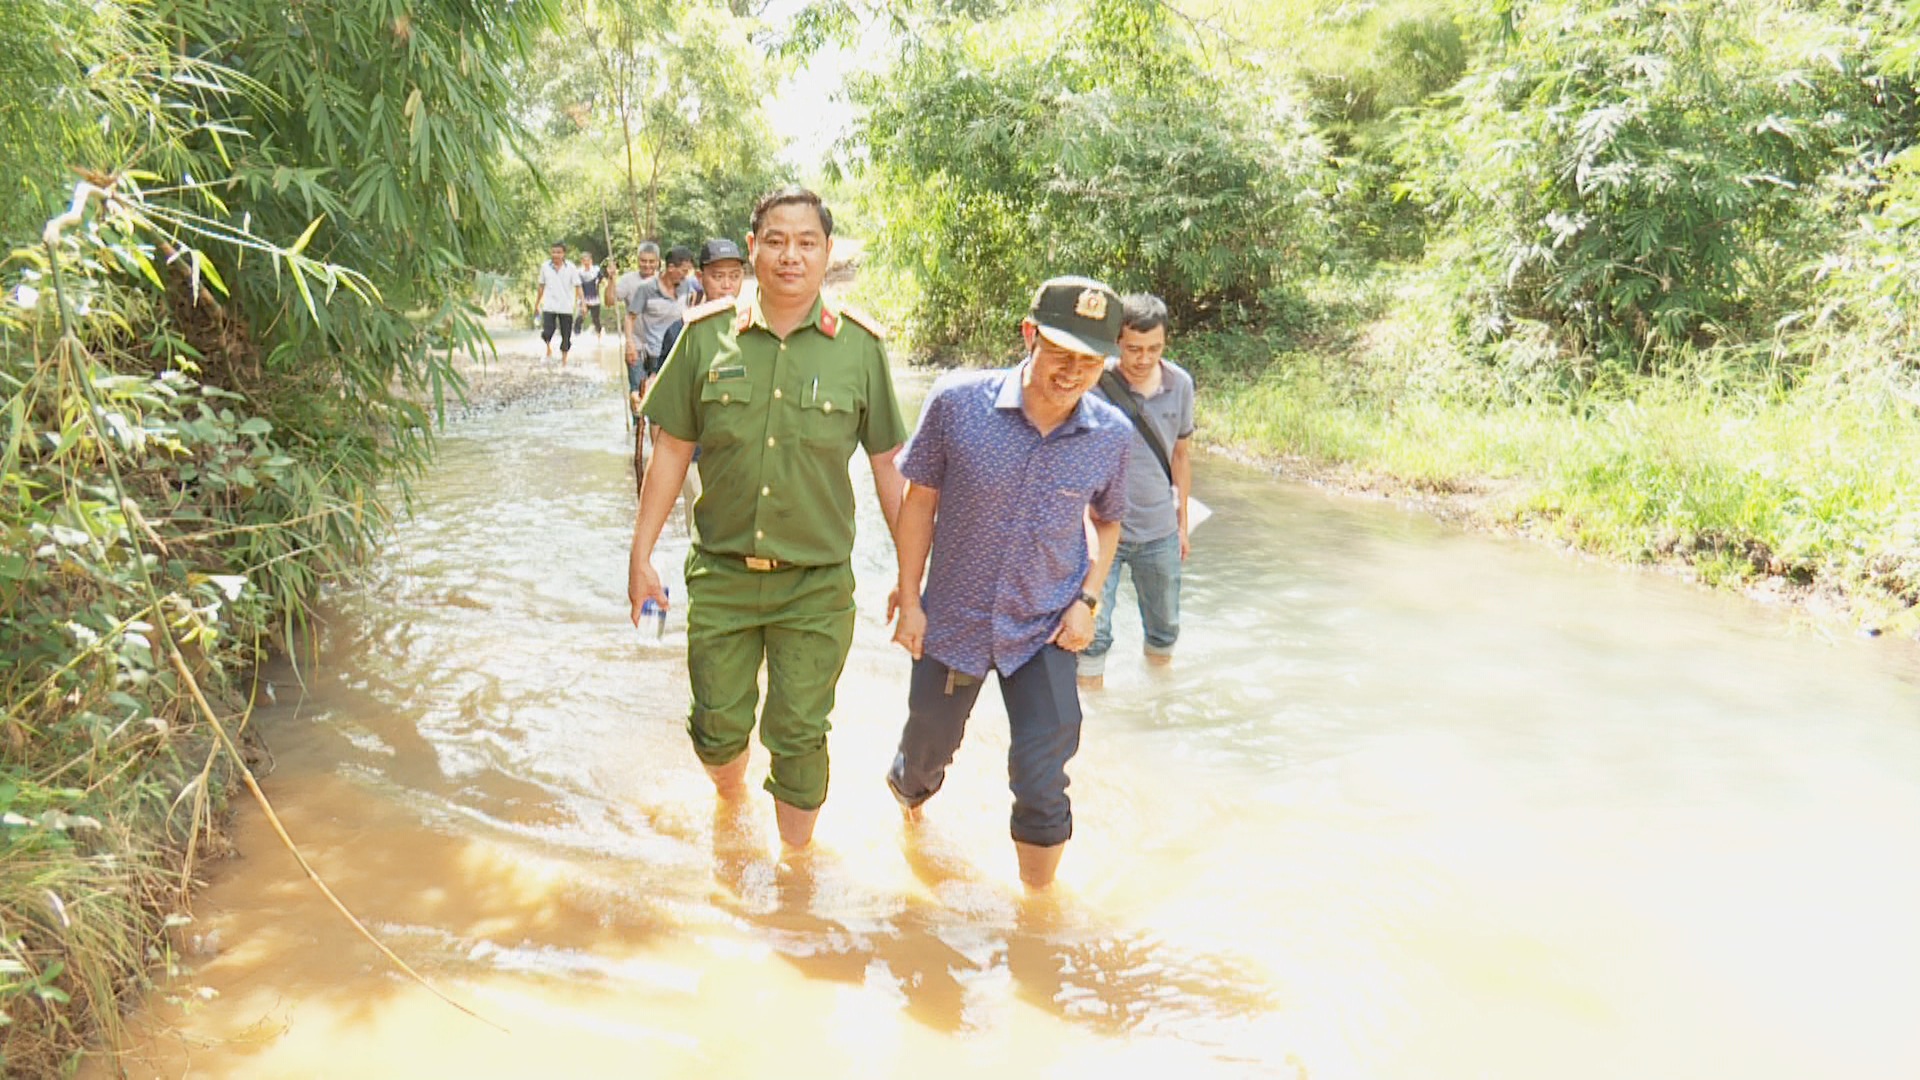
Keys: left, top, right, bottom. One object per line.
{"left": 1200, "top": 345, "right": 1920, "bottom": 625}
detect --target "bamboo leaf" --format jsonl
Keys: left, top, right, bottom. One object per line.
{"left": 193, "top": 250, "right": 228, "bottom": 297}
{"left": 289, "top": 215, "right": 325, "bottom": 256}
{"left": 289, "top": 259, "right": 319, "bottom": 322}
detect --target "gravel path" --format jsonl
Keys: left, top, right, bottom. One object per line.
{"left": 442, "top": 317, "right": 628, "bottom": 421}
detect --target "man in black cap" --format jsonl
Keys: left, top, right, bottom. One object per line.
{"left": 656, "top": 238, "right": 746, "bottom": 367}
{"left": 651, "top": 238, "right": 749, "bottom": 525}
{"left": 885, "top": 275, "right": 1133, "bottom": 889}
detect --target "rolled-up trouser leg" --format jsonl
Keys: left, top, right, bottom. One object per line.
{"left": 759, "top": 562, "right": 856, "bottom": 810}
{"left": 999, "top": 645, "right": 1083, "bottom": 846}
{"left": 888, "top": 655, "right": 986, "bottom": 809}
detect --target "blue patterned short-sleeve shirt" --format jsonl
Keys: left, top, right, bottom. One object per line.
{"left": 901, "top": 363, "right": 1132, "bottom": 679}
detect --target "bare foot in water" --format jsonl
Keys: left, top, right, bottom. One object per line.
{"left": 705, "top": 752, "right": 750, "bottom": 800}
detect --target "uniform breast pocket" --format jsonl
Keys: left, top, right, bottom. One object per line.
{"left": 796, "top": 376, "right": 861, "bottom": 450}
{"left": 699, "top": 379, "right": 754, "bottom": 443}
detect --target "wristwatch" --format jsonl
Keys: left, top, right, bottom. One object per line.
{"left": 1076, "top": 590, "right": 1099, "bottom": 617}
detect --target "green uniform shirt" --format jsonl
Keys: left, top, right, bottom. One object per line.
{"left": 642, "top": 293, "right": 908, "bottom": 567}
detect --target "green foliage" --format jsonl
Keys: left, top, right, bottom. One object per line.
{"left": 1290, "top": 2, "right": 1470, "bottom": 151}
{"left": 496, "top": 137, "right": 788, "bottom": 270}
{"left": 0, "top": 0, "right": 79, "bottom": 241}
{"left": 1798, "top": 1, "right": 1920, "bottom": 378}
{"left": 516, "top": 0, "right": 789, "bottom": 254}
{"left": 0, "top": 0, "right": 554, "bottom": 1067}
{"left": 146, "top": 0, "right": 558, "bottom": 397}
{"left": 838, "top": 0, "right": 1920, "bottom": 626}
{"left": 1395, "top": 0, "right": 1913, "bottom": 379}
{"left": 1292, "top": 2, "right": 1469, "bottom": 261}
{"left": 0, "top": 180, "right": 378, "bottom": 1080}
{"left": 851, "top": 0, "right": 1328, "bottom": 356}
{"left": 1201, "top": 339, "right": 1920, "bottom": 620}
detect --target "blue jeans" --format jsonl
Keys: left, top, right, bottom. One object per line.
{"left": 888, "top": 647, "right": 1082, "bottom": 846}
{"left": 1077, "top": 530, "right": 1181, "bottom": 677}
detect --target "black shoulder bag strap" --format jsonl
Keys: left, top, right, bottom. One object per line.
{"left": 1098, "top": 368, "right": 1173, "bottom": 483}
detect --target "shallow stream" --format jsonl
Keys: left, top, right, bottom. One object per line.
{"left": 102, "top": 344, "right": 1920, "bottom": 1079}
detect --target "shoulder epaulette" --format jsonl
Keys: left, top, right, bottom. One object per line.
{"left": 835, "top": 303, "right": 887, "bottom": 340}
{"left": 684, "top": 295, "right": 738, "bottom": 324}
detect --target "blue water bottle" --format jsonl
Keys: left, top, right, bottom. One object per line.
{"left": 640, "top": 587, "right": 669, "bottom": 639}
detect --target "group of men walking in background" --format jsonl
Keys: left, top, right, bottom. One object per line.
{"left": 529, "top": 237, "right": 746, "bottom": 403}
{"left": 608, "top": 185, "right": 1197, "bottom": 890}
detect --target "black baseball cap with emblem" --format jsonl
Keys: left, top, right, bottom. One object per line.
{"left": 698, "top": 237, "right": 745, "bottom": 267}
{"left": 1028, "top": 275, "right": 1123, "bottom": 359}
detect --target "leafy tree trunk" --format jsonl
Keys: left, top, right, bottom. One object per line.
{"left": 646, "top": 144, "right": 664, "bottom": 241}
{"left": 621, "top": 98, "right": 646, "bottom": 243}
{"left": 581, "top": 0, "right": 648, "bottom": 247}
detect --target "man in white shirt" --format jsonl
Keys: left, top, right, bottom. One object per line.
{"left": 534, "top": 242, "right": 585, "bottom": 365}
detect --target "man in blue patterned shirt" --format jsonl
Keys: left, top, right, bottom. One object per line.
{"left": 887, "top": 276, "right": 1133, "bottom": 889}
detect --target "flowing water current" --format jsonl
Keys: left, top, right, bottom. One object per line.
{"left": 103, "top": 347, "right": 1920, "bottom": 1079}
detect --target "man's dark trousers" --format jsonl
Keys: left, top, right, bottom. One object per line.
{"left": 887, "top": 646, "right": 1082, "bottom": 847}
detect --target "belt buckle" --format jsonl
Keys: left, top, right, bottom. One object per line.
{"left": 744, "top": 556, "right": 775, "bottom": 572}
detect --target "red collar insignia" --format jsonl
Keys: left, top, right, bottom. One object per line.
{"left": 819, "top": 306, "right": 839, "bottom": 338}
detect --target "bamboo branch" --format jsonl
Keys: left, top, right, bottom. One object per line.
{"left": 35, "top": 191, "right": 507, "bottom": 1032}
{"left": 165, "top": 643, "right": 508, "bottom": 1033}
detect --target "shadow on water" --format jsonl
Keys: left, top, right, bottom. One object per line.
{"left": 98, "top": 346, "right": 1920, "bottom": 1079}
{"left": 146, "top": 768, "right": 689, "bottom": 1017}
{"left": 702, "top": 800, "right": 1276, "bottom": 1043}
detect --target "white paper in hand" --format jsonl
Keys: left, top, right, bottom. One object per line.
{"left": 1186, "top": 495, "right": 1212, "bottom": 533}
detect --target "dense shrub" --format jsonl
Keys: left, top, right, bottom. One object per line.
{"left": 1395, "top": 0, "right": 1912, "bottom": 381}
{"left": 1296, "top": 1, "right": 1469, "bottom": 262}
{"left": 2, "top": 0, "right": 555, "bottom": 1068}
{"left": 1802, "top": 1, "right": 1920, "bottom": 379}
{"left": 850, "top": 0, "right": 1328, "bottom": 356}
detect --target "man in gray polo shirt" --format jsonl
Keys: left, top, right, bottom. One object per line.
{"left": 1076, "top": 293, "right": 1195, "bottom": 690}
{"left": 624, "top": 245, "right": 696, "bottom": 413}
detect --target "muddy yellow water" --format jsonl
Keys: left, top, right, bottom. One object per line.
{"left": 102, "top": 343, "right": 1920, "bottom": 1079}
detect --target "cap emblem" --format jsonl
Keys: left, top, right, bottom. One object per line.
{"left": 1074, "top": 289, "right": 1108, "bottom": 320}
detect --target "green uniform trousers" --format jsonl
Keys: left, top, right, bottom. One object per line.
{"left": 683, "top": 548, "right": 856, "bottom": 810}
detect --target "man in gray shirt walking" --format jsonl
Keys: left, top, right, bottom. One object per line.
{"left": 623, "top": 245, "right": 696, "bottom": 413}
{"left": 1076, "top": 293, "right": 1195, "bottom": 690}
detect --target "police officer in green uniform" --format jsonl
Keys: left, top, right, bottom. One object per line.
{"left": 628, "top": 187, "right": 908, "bottom": 850}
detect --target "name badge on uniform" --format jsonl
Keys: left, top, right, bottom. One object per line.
{"left": 708, "top": 364, "right": 746, "bottom": 382}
